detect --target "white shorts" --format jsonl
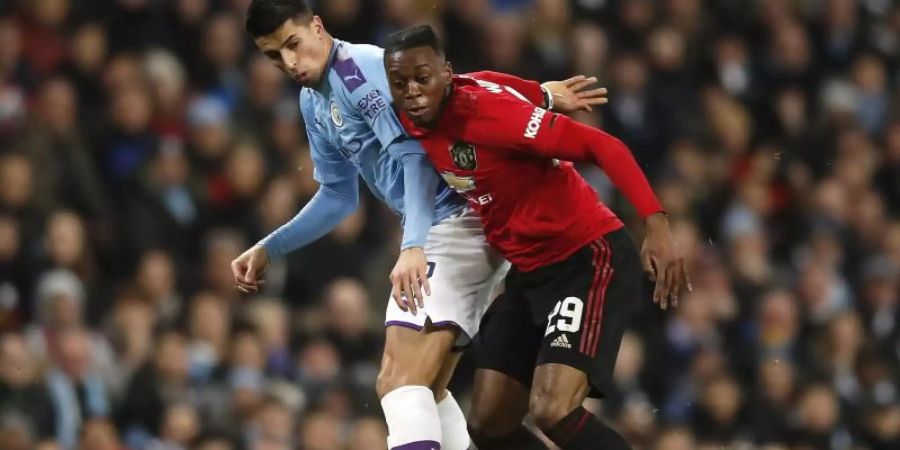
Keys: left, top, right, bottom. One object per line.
{"left": 384, "top": 208, "right": 509, "bottom": 346}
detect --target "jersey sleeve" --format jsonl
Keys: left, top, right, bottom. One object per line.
{"left": 331, "top": 49, "right": 435, "bottom": 249}
{"left": 257, "top": 95, "right": 360, "bottom": 258}
{"left": 464, "top": 71, "right": 545, "bottom": 107}
{"left": 332, "top": 51, "right": 422, "bottom": 160}
{"left": 465, "top": 93, "right": 664, "bottom": 219}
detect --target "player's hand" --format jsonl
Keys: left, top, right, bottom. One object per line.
{"left": 541, "top": 75, "right": 608, "bottom": 113}
{"left": 231, "top": 245, "right": 269, "bottom": 293}
{"left": 390, "top": 247, "right": 432, "bottom": 315}
{"left": 640, "top": 213, "right": 691, "bottom": 310}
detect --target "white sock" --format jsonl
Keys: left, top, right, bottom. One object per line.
{"left": 437, "top": 390, "right": 470, "bottom": 450}
{"left": 381, "top": 385, "right": 442, "bottom": 449}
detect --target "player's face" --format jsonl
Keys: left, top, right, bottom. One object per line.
{"left": 254, "top": 16, "right": 330, "bottom": 87}
{"left": 385, "top": 47, "right": 452, "bottom": 128}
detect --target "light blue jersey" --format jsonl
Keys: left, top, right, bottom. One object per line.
{"left": 260, "top": 39, "right": 464, "bottom": 258}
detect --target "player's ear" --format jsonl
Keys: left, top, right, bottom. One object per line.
{"left": 443, "top": 60, "right": 453, "bottom": 80}
{"left": 311, "top": 15, "right": 324, "bottom": 37}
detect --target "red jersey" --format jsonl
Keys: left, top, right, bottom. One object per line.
{"left": 400, "top": 74, "right": 663, "bottom": 271}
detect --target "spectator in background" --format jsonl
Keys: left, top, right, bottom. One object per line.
{"left": 200, "top": 229, "right": 245, "bottom": 303}
{"left": 25, "top": 269, "right": 114, "bottom": 365}
{"left": 243, "top": 396, "right": 295, "bottom": 449}
{"left": 0, "top": 214, "right": 29, "bottom": 329}
{"left": 322, "top": 278, "right": 381, "bottom": 369}
{"left": 13, "top": 76, "right": 112, "bottom": 226}
{"left": 791, "top": 383, "right": 850, "bottom": 449}
{"left": 186, "top": 291, "right": 231, "bottom": 383}
{"left": 40, "top": 211, "right": 106, "bottom": 321}
{"left": 45, "top": 327, "right": 111, "bottom": 450}
{"left": 0, "top": 412, "right": 38, "bottom": 450}
{"left": 62, "top": 21, "right": 109, "bottom": 138}
{"left": 103, "top": 291, "right": 156, "bottom": 397}
{"left": 197, "top": 13, "right": 245, "bottom": 106}
{"left": 143, "top": 49, "right": 189, "bottom": 140}
{"left": 753, "top": 358, "right": 797, "bottom": 445}
{"left": 118, "top": 330, "right": 191, "bottom": 449}
{"left": 295, "top": 337, "right": 342, "bottom": 407}
{"left": 0, "top": 332, "right": 56, "bottom": 440}
{"left": 246, "top": 298, "right": 293, "bottom": 379}
{"left": 297, "top": 411, "right": 341, "bottom": 450}
{"left": 134, "top": 249, "right": 182, "bottom": 326}
{"left": 234, "top": 55, "right": 285, "bottom": 142}
{"left": 0, "top": 153, "right": 40, "bottom": 244}
{"left": 348, "top": 417, "right": 388, "bottom": 450}
{"left": 145, "top": 403, "right": 200, "bottom": 450}
{"left": 101, "top": 83, "right": 158, "bottom": 189}
{"left": 78, "top": 418, "right": 124, "bottom": 450}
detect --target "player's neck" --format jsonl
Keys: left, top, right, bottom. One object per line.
{"left": 421, "top": 84, "right": 454, "bottom": 130}
{"left": 323, "top": 34, "right": 335, "bottom": 57}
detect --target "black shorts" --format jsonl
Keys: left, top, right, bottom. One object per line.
{"left": 474, "top": 227, "right": 645, "bottom": 398}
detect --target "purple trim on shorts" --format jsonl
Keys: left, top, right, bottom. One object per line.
{"left": 384, "top": 320, "right": 463, "bottom": 331}
{"left": 384, "top": 321, "right": 471, "bottom": 352}
{"left": 391, "top": 441, "right": 441, "bottom": 450}
{"left": 384, "top": 321, "right": 423, "bottom": 332}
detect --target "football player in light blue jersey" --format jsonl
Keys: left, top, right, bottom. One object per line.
{"left": 230, "top": 1, "right": 608, "bottom": 449}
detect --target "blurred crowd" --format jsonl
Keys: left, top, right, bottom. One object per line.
{"left": 0, "top": 0, "right": 898, "bottom": 449}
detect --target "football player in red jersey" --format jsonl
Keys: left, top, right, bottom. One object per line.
{"left": 383, "top": 26, "right": 691, "bottom": 450}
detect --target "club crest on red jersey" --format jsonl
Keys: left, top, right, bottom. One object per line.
{"left": 450, "top": 141, "right": 477, "bottom": 170}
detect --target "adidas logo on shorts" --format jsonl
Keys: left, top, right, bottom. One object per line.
{"left": 550, "top": 334, "right": 572, "bottom": 349}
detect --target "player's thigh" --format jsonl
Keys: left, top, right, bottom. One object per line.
{"left": 472, "top": 289, "right": 542, "bottom": 391}
{"left": 529, "top": 363, "right": 591, "bottom": 428}
{"left": 468, "top": 368, "right": 531, "bottom": 439}
{"left": 468, "top": 288, "right": 542, "bottom": 435}
{"left": 533, "top": 229, "right": 644, "bottom": 399}
{"left": 377, "top": 322, "right": 460, "bottom": 398}
{"left": 430, "top": 350, "right": 463, "bottom": 400}
{"left": 384, "top": 212, "right": 507, "bottom": 344}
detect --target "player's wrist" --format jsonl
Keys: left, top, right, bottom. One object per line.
{"left": 643, "top": 211, "right": 669, "bottom": 228}
{"left": 252, "top": 244, "right": 270, "bottom": 262}
{"left": 540, "top": 85, "right": 554, "bottom": 111}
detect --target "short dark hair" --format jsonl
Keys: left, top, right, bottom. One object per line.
{"left": 384, "top": 25, "right": 444, "bottom": 56}
{"left": 245, "top": 0, "right": 312, "bottom": 38}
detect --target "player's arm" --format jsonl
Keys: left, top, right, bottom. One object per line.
{"left": 337, "top": 77, "right": 435, "bottom": 309}
{"left": 467, "top": 71, "right": 608, "bottom": 113}
{"left": 232, "top": 111, "right": 359, "bottom": 293}
{"left": 257, "top": 127, "right": 360, "bottom": 257}
{"left": 343, "top": 86, "right": 437, "bottom": 251}
{"left": 469, "top": 95, "right": 690, "bottom": 307}
{"left": 470, "top": 95, "right": 662, "bottom": 218}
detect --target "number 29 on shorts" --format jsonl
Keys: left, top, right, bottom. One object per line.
{"left": 545, "top": 296, "right": 584, "bottom": 336}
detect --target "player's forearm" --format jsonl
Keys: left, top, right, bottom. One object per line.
{"left": 399, "top": 154, "right": 439, "bottom": 250}
{"left": 258, "top": 184, "right": 359, "bottom": 258}
{"left": 550, "top": 119, "right": 663, "bottom": 218}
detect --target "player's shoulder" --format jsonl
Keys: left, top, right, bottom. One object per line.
{"left": 329, "top": 40, "right": 386, "bottom": 97}
{"left": 339, "top": 41, "right": 385, "bottom": 61}
{"left": 450, "top": 76, "right": 524, "bottom": 120}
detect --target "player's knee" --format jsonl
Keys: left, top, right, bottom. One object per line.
{"left": 466, "top": 419, "right": 489, "bottom": 445}
{"left": 376, "top": 359, "right": 442, "bottom": 399}
{"left": 467, "top": 413, "right": 512, "bottom": 445}
{"left": 467, "top": 401, "right": 522, "bottom": 445}
{"left": 375, "top": 368, "right": 391, "bottom": 399}
{"left": 529, "top": 387, "right": 578, "bottom": 431}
